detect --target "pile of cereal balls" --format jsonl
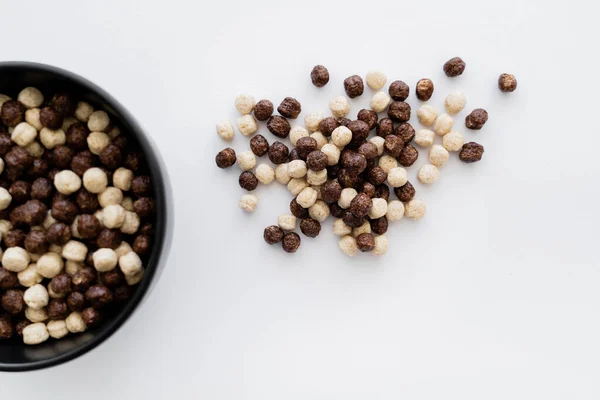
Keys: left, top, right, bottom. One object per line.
{"left": 215, "top": 58, "right": 517, "bottom": 256}
{"left": 0, "top": 87, "right": 156, "bottom": 345}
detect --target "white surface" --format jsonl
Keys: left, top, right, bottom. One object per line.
{"left": 1, "top": 0, "right": 599, "bottom": 398}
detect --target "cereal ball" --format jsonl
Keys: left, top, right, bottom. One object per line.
{"left": 120, "top": 211, "right": 140, "bottom": 235}
{"left": 52, "top": 145, "right": 75, "bottom": 169}
{"left": 248, "top": 136, "right": 269, "bottom": 158}
{"left": 289, "top": 198, "right": 309, "bottom": 219}
{"left": 275, "top": 98, "right": 301, "bottom": 120}
{"left": 368, "top": 136, "right": 385, "bottom": 156}
{"left": 429, "top": 145, "right": 450, "bottom": 167}
{"left": 293, "top": 137, "right": 315, "bottom": 160}
{"left": 12, "top": 122, "right": 37, "bottom": 147}
{"left": 70, "top": 150, "right": 94, "bottom": 176}
{"left": 304, "top": 111, "right": 323, "bottom": 132}
{"left": 349, "top": 193, "right": 372, "bottom": 218}
{"left": 66, "top": 123, "right": 90, "bottom": 151}
{"left": 93, "top": 248, "right": 118, "bottom": 272}
{"left": 459, "top": 142, "right": 485, "bottom": 163}
{"left": 50, "top": 93, "right": 74, "bottom": 117}
{"left": 357, "top": 110, "right": 377, "bottom": 131}
{"left": 49, "top": 273, "right": 71, "bottom": 295}
{"left": 343, "top": 75, "right": 364, "bottom": 98}
{"left": 384, "top": 135, "right": 403, "bottom": 157}
{"left": 418, "top": 164, "right": 440, "bottom": 184}
{"left": 368, "top": 198, "right": 388, "bottom": 219}
{"left": 332, "top": 219, "right": 352, "bottom": 239}
{"left": 358, "top": 142, "right": 378, "bottom": 160}
{"left": 465, "top": 108, "right": 489, "bottom": 130}
{"left": 132, "top": 236, "right": 150, "bottom": 255}
{"left": 336, "top": 168, "right": 358, "bottom": 188}
{"left": 398, "top": 144, "right": 419, "bottom": 167}
{"left": 98, "top": 187, "right": 123, "bottom": 208}
{"left": 299, "top": 218, "right": 321, "bottom": 238}
{"left": 308, "top": 200, "right": 329, "bottom": 222}
{"left": 0, "top": 267, "right": 18, "bottom": 289}
{"left": 53, "top": 170, "right": 82, "bottom": 196}
{"left": 307, "top": 168, "right": 327, "bottom": 185}
{"left": 26, "top": 142, "right": 44, "bottom": 159}
{"left": 394, "top": 182, "right": 415, "bottom": 203}
{"left": 287, "top": 127, "right": 308, "bottom": 147}
{"left": 266, "top": 115, "right": 291, "bottom": 138}
{"left": 388, "top": 101, "right": 411, "bottom": 122}
{"left": 25, "top": 230, "right": 49, "bottom": 254}
{"left": 386, "top": 200, "right": 405, "bottom": 222}
{"left": 434, "top": 113, "right": 454, "bottom": 136}
{"left": 66, "top": 312, "right": 86, "bottom": 333}
{"left": 131, "top": 176, "right": 152, "bottom": 197}
{"left": 378, "top": 155, "right": 398, "bottom": 173}
{"left": 237, "top": 150, "right": 256, "bottom": 172}
{"left": 253, "top": 99, "right": 273, "bottom": 121}
{"left": 23, "top": 322, "right": 49, "bottom": 344}
{"left": 416, "top": 78, "right": 434, "bottom": 101}
{"left": 87, "top": 131, "right": 110, "bottom": 155}
{"left": 264, "top": 142, "right": 287, "bottom": 165}
{"left": 288, "top": 160, "right": 307, "bottom": 179}
{"left": 99, "top": 143, "right": 123, "bottom": 169}
{"left": 387, "top": 167, "right": 408, "bottom": 188}
{"left": 88, "top": 110, "right": 110, "bottom": 132}
{"left": 239, "top": 171, "right": 258, "bottom": 191}
{"left": 2, "top": 247, "right": 30, "bottom": 272}
{"left": 237, "top": 114, "right": 258, "bottom": 137}
{"left": 5, "top": 228, "right": 25, "bottom": 248}
{"left": 111, "top": 168, "right": 133, "bottom": 192}
{"left": 17, "top": 87, "right": 44, "bottom": 108}
{"left": 235, "top": 94, "right": 255, "bottom": 114}
{"left": 66, "top": 292, "right": 84, "bottom": 313}
{"left": 370, "top": 216, "right": 388, "bottom": 235}
{"left": 405, "top": 199, "right": 426, "bottom": 219}
{"left": 329, "top": 203, "right": 345, "bottom": 218}
{"left": 47, "top": 320, "right": 68, "bottom": 339}
{"left": 255, "top": 164, "right": 275, "bottom": 185}
{"left": 366, "top": 70, "right": 387, "bottom": 90}
{"left": 25, "top": 108, "right": 42, "bottom": 131}
{"left": 280, "top": 232, "right": 300, "bottom": 253}
{"left": 23, "top": 284, "right": 49, "bottom": 310}
{"left": 306, "top": 151, "right": 328, "bottom": 171}
{"left": 2, "top": 289, "right": 25, "bottom": 314}
{"left": 74, "top": 102, "right": 93, "bottom": 123}
{"left": 47, "top": 298, "right": 69, "bottom": 319}
{"left": 310, "top": 65, "right": 329, "bottom": 87}
{"left": 443, "top": 57, "right": 466, "bottom": 77}
{"left": 310, "top": 131, "right": 327, "bottom": 150}
{"left": 417, "top": 105, "right": 438, "bottom": 126}
{"left": 372, "top": 235, "right": 389, "bottom": 256}
{"left": 278, "top": 214, "right": 297, "bottom": 231}
{"left": 365, "top": 166, "right": 386, "bottom": 186}
{"left": 216, "top": 121, "right": 234, "bottom": 141}
{"left": 239, "top": 194, "right": 258, "bottom": 213}
{"left": 275, "top": 163, "right": 291, "bottom": 185}
{"left": 103, "top": 204, "right": 126, "bottom": 229}
{"left": 414, "top": 129, "right": 435, "bottom": 147}
{"left": 215, "top": 148, "right": 236, "bottom": 169}
{"left": 296, "top": 187, "right": 318, "bottom": 209}
{"left": 352, "top": 220, "right": 371, "bottom": 237}
{"left": 2, "top": 101, "right": 26, "bottom": 128}
{"left": 329, "top": 96, "right": 351, "bottom": 118}
{"left": 444, "top": 92, "right": 467, "bottom": 114}
{"left": 96, "top": 229, "right": 120, "bottom": 249}
{"left": 343, "top": 211, "right": 365, "bottom": 229}
{"left": 338, "top": 235, "right": 358, "bottom": 257}
{"left": 24, "top": 306, "right": 48, "bottom": 323}
{"left": 81, "top": 307, "right": 102, "bottom": 328}
{"left": 338, "top": 188, "right": 358, "bottom": 209}
{"left": 287, "top": 178, "right": 308, "bottom": 196}
{"left": 442, "top": 131, "right": 464, "bottom": 152}
{"left": 61, "top": 240, "right": 87, "bottom": 263}
{"left": 9, "top": 181, "right": 31, "bottom": 204}
{"left": 331, "top": 126, "right": 352, "bottom": 147}
{"left": 318, "top": 117, "right": 339, "bottom": 137}
{"left": 263, "top": 225, "right": 284, "bottom": 245}
{"left": 39, "top": 127, "right": 66, "bottom": 150}
{"left": 388, "top": 80, "right": 410, "bottom": 101}
{"left": 118, "top": 251, "right": 143, "bottom": 277}
{"left": 356, "top": 233, "right": 375, "bottom": 252}
{"left": 81, "top": 167, "right": 107, "bottom": 194}
{"left": 498, "top": 73, "right": 517, "bottom": 92}
{"left": 319, "top": 180, "right": 341, "bottom": 204}
{"left": 320, "top": 143, "right": 341, "bottom": 166}
{"left": 370, "top": 91, "right": 391, "bottom": 113}
{"left": 40, "top": 106, "right": 64, "bottom": 130}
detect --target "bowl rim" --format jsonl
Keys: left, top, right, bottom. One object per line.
{"left": 0, "top": 61, "right": 173, "bottom": 372}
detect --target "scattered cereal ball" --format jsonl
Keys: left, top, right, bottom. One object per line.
{"left": 23, "top": 322, "right": 49, "bottom": 345}
{"left": 356, "top": 233, "right": 375, "bottom": 252}
{"left": 465, "top": 108, "right": 489, "bottom": 130}
{"left": 115, "top": 241, "right": 133, "bottom": 258}
{"left": 40, "top": 127, "right": 66, "bottom": 149}
{"left": 263, "top": 225, "right": 284, "bottom": 244}
{"left": 12, "top": 122, "right": 37, "bottom": 147}
{"left": 237, "top": 114, "right": 258, "bottom": 137}
{"left": 288, "top": 160, "right": 307, "bottom": 178}
{"left": 88, "top": 111, "right": 110, "bottom": 132}
{"left": 25, "top": 108, "right": 43, "bottom": 131}
{"left": 329, "top": 96, "right": 350, "bottom": 118}
{"left": 278, "top": 214, "right": 297, "bottom": 231}
{"left": 17, "top": 87, "right": 44, "bottom": 108}
{"left": 434, "top": 113, "right": 454, "bottom": 136}
{"left": 98, "top": 187, "right": 123, "bottom": 207}
{"left": 75, "top": 102, "right": 94, "bottom": 122}
{"left": 66, "top": 312, "right": 86, "bottom": 333}
{"left": 414, "top": 129, "right": 435, "bottom": 147}
{"left": 304, "top": 111, "right": 323, "bottom": 132}
{"left": 443, "top": 57, "right": 466, "bottom": 77}
{"left": 93, "top": 248, "right": 118, "bottom": 272}
{"left": 366, "top": 70, "right": 387, "bottom": 90}
{"left": 235, "top": 94, "right": 255, "bottom": 114}
{"left": 378, "top": 155, "right": 398, "bottom": 174}
{"left": 352, "top": 220, "right": 371, "bottom": 237}
{"left": 239, "top": 194, "right": 258, "bottom": 213}
{"left": 405, "top": 199, "right": 426, "bottom": 219}
{"left": 103, "top": 204, "right": 126, "bottom": 229}
{"left": 2, "top": 247, "right": 30, "bottom": 272}
{"left": 24, "top": 306, "right": 47, "bottom": 323}
{"left": 331, "top": 126, "right": 352, "bottom": 147}
{"left": 82, "top": 167, "right": 108, "bottom": 194}
{"left": 255, "top": 164, "right": 275, "bottom": 184}
{"left": 311, "top": 65, "right": 330, "bottom": 87}
{"left": 368, "top": 198, "right": 388, "bottom": 219}
{"left": 62, "top": 240, "right": 88, "bottom": 262}
{"left": 418, "top": 164, "right": 440, "bottom": 184}
{"left": 26, "top": 142, "right": 44, "bottom": 158}
{"left": 338, "top": 188, "right": 358, "bottom": 209}
{"left": 308, "top": 200, "right": 329, "bottom": 222}
{"left": 87, "top": 131, "right": 110, "bottom": 155}
{"left": 237, "top": 150, "right": 256, "bottom": 171}
{"left": 386, "top": 200, "right": 405, "bottom": 222}
{"left": 370, "top": 91, "right": 391, "bottom": 113}
{"left": 113, "top": 167, "right": 134, "bottom": 191}
{"left": 307, "top": 168, "right": 327, "bottom": 185}
{"left": 310, "top": 131, "right": 327, "bottom": 150}
{"left": 216, "top": 121, "right": 234, "bottom": 141}
{"left": 282, "top": 232, "right": 301, "bottom": 253}
{"left": 253, "top": 99, "right": 273, "bottom": 121}
{"left": 417, "top": 105, "right": 438, "bottom": 126}
{"left": 372, "top": 235, "right": 388, "bottom": 256}
{"left": 429, "top": 145, "right": 450, "bottom": 167}
{"left": 23, "top": 284, "right": 49, "bottom": 310}
{"left": 321, "top": 143, "right": 341, "bottom": 165}
{"left": 278, "top": 97, "right": 302, "bottom": 119}
{"left": 459, "top": 142, "right": 485, "bottom": 163}
{"left": 120, "top": 211, "right": 140, "bottom": 234}
{"left": 498, "top": 73, "right": 517, "bottom": 92}
{"left": 47, "top": 320, "right": 68, "bottom": 339}
{"left": 54, "top": 170, "right": 82, "bottom": 195}
{"left": 239, "top": 171, "right": 259, "bottom": 193}
{"left": 333, "top": 219, "right": 352, "bottom": 236}
{"left": 17, "top": 264, "right": 43, "bottom": 287}
{"left": 290, "top": 126, "right": 309, "bottom": 146}
{"left": 275, "top": 163, "right": 291, "bottom": 184}
{"left": 267, "top": 116, "right": 291, "bottom": 138}
{"left": 296, "top": 187, "right": 318, "bottom": 208}
{"left": 442, "top": 131, "right": 464, "bottom": 152}
{"left": 338, "top": 235, "right": 358, "bottom": 257}
{"left": 368, "top": 136, "right": 385, "bottom": 156}
{"left": 387, "top": 167, "right": 408, "bottom": 188}
{"left": 37, "top": 252, "right": 64, "bottom": 278}
{"left": 444, "top": 92, "right": 466, "bottom": 114}
{"left": 0, "top": 187, "right": 11, "bottom": 210}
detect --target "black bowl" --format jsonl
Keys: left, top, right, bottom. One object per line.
{"left": 0, "top": 62, "right": 173, "bottom": 371}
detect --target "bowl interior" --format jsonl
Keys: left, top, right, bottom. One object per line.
{"left": 0, "top": 62, "right": 169, "bottom": 371}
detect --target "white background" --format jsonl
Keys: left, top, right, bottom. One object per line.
{"left": 0, "top": 0, "right": 599, "bottom": 398}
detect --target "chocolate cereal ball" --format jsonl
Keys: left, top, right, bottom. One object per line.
{"left": 39, "top": 106, "right": 64, "bottom": 130}
{"left": 132, "top": 234, "right": 150, "bottom": 255}
{"left": 300, "top": 218, "right": 321, "bottom": 238}
{"left": 2, "top": 289, "right": 25, "bottom": 314}
{"left": 133, "top": 197, "right": 154, "bottom": 218}
{"left": 124, "top": 151, "right": 143, "bottom": 172}
{"left": 266, "top": 115, "right": 291, "bottom": 138}
{"left": 311, "top": 65, "right": 330, "bottom": 87}
{"left": 375, "top": 184, "right": 390, "bottom": 201}
{"left": 50, "top": 273, "right": 72, "bottom": 295}
{"left": 239, "top": 171, "right": 258, "bottom": 191}
{"left": 346, "top": 120, "right": 370, "bottom": 145}
{"left": 370, "top": 216, "right": 388, "bottom": 235}
{"left": 416, "top": 79, "right": 434, "bottom": 101}
{"left": 253, "top": 100, "right": 274, "bottom": 121}
{"left": 388, "top": 80, "right": 410, "bottom": 101}
{"left": 359, "top": 182, "right": 376, "bottom": 198}
{"left": 24, "top": 230, "right": 48, "bottom": 254}
{"left": 15, "top": 319, "right": 30, "bottom": 336}
{"left": 4, "top": 229, "right": 25, "bottom": 248}
{"left": 97, "top": 229, "right": 121, "bottom": 249}
{"left": 349, "top": 193, "right": 372, "bottom": 218}
{"left": 67, "top": 292, "right": 85, "bottom": 312}
{"left": 341, "top": 151, "right": 367, "bottom": 173}
{"left": 9, "top": 180, "right": 31, "bottom": 204}
{"left": 443, "top": 57, "right": 466, "bottom": 77}
{"left": 321, "top": 180, "right": 342, "bottom": 203}
{"left": 367, "top": 166, "right": 388, "bottom": 185}
{"left": 131, "top": 176, "right": 152, "bottom": 197}
{"left": 46, "top": 222, "right": 72, "bottom": 245}
{"left": 358, "top": 142, "right": 378, "bottom": 160}
{"left": 85, "top": 285, "right": 113, "bottom": 309}
{"left": 50, "top": 93, "right": 75, "bottom": 117}
{"left": 48, "top": 299, "right": 69, "bottom": 320}
{"left": 99, "top": 144, "right": 123, "bottom": 169}
{"left": 277, "top": 97, "right": 302, "bottom": 119}
{"left": 357, "top": 109, "right": 378, "bottom": 130}
{"left": 289, "top": 198, "right": 309, "bottom": 219}
{"left": 295, "top": 137, "right": 318, "bottom": 159}
{"left": 11, "top": 200, "right": 47, "bottom": 226}
{"left": 387, "top": 101, "right": 411, "bottom": 122}
{"left": 52, "top": 199, "right": 78, "bottom": 224}
{"left": 264, "top": 225, "right": 284, "bottom": 244}
{"left": 356, "top": 233, "right": 375, "bottom": 252}
{"left": 0, "top": 267, "right": 18, "bottom": 289}
{"left": 281, "top": 232, "right": 301, "bottom": 253}
{"left": 82, "top": 307, "right": 102, "bottom": 328}
{"left": 6, "top": 146, "right": 33, "bottom": 171}
{"left": 329, "top": 203, "right": 345, "bottom": 218}
{"left": 318, "top": 117, "right": 339, "bottom": 137}
{"left": 1, "top": 100, "right": 25, "bottom": 127}
{"left": 498, "top": 74, "right": 517, "bottom": 92}
{"left": 215, "top": 148, "right": 236, "bottom": 168}
{"left": 101, "top": 269, "right": 125, "bottom": 288}
{"left": 76, "top": 189, "right": 100, "bottom": 213}
{"left": 384, "top": 135, "right": 404, "bottom": 157}
{"left": 306, "top": 151, "right": 328, "bottom": 171}
{"left": 344, "top": 75, "right": 364, "bottom": 98}
{"left": 394, "top": 123, "right": 415, "bottom": 144}
{"left": 71, "top": 150, "right": 95, "bottom": 176}
{"left": 459, "top": 142, "right": 484, "bottom": 163}
{"left": 398, "top": 144, "right": 419, "bottom": 167}
{"left": 250, "top": 134, "right": 269, "bottom": 157}
{"left": 288, "top": 148, "right": 300, "bottom": 161}
{"left": 52, "top": 145, "right": 75, "bottom": 169}
{"left": 394, "top": 181, "right": 415, "bottom": 202}
{"left": 268, "top": 141, "right": 289, "bottom": 164}
{"left": 66, "top": 123, "right": 90, "bottom": 150}
{"left": 78, "top": 214, "right": 102, "bottom": 239}
{"left": 465, "top": 109, "right": 489, "bottom": 130}
{"left": 0, "top": 316, "right": 14, "bottom": 339}
{"left": 342, "top": 211, "right": 364, "bottom": 228}
{"left": 376, "top": 118, "right": 394, "bottom": 138}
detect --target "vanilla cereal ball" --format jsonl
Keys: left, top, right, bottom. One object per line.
{"left": 119, "top": 251, "right": 143, "bottom": 276}
{"left": 125, "top": 268, "right": 145, "bottom": 285}
{"left": 102, "top": 204, "right": 126, "bottom": 229}
{"left": 66, "top": 312, "right": 86, "bottom": 333}
{"left": 444, "top": 91, "right": 467, "bottom": 114}
{"left": 333, "top": 219, "right": 352, "bottom": 236}
{"left": 429, "top": 144, "right": 450, "bottom": 167}
{"left": 387, "top": 167, "right": 408, "bottom": 188}
{"left": 304, "top": 111, "right": 323, "bottom": 132}
{"left": 237, "top": 114, "right": 258, "bottom": 136}
{"left": 338, "top": 188, "right": 358, "bottom": 209}
{"left": 0, "top": 219, "right": 12, "bottom": 235}
{"left": 37, "top": 252, "right": 64, "bottom": 278}
{"left": 329, "top": 96, "right": 350, "bottom": 118}
{"left": 378, "top": 155, "right": 399, "bottom": 174}
{"left": 321, "top": 143, "right": 341, "bottom": 166}
{"left": 308, "top": 200, "right": 329, "bottom": 222}
{"left": 121, "top": 196, "right": 134, "bottom": 211}
{"left": 113, "top": 167, "right": 134, "bottom": 191}
{"left": 87, "top": 131, "right": 110, "bottom": 155}
{"left": 290, "top": 126, "right": 309, "bottom": 146}
{"left": 65, "top": 260, "right": 83, "bottom": 276}
{"left": 107, "top": 125, "right": 120, "bottom": 139}
{"left": 115, "top": 242, "right": 133, "bottom": 258}
{"left": 2, "top": 247, "right": 30, "bottom": 272}
{"left": 237, "top": 150, "right": 256, "bottom": 172}
{"left": 287, "top": 178, "right": 308, "bottom": 196}
{"left": 25, "top": 307, "right": 48, "bottom": 323}
{"left": 54, "top": 170, "right": 81, "bottom": 195}
{"left": 368, "top": 136, "right": 385, "bottom": 156}
{"left": 414, "top": 129, "right": 435, "bottom": 147}
{"left": 372, "top": 235, "right": 389, "bottom": 256}
{"left": 307, "top": 168, "right": 327, "bottom": 185}
{"left": 12, "top": 122, "right": 37, "bottom": 147}
{"left": 17, "top": 87, "right": 44, "bottom": 108}
{"left": 339, "top": 235, "right": 358, "bottom": 257}
{"left": 275, "top": 163, "right": 291, "bottom": 185}
{"left": 278, "top": 214, "right": 297, "bottom": 231}
{"left": 18, "top": 264, "right": 43, "bottom": 287}
{"left": 24, "top": 284, "right": 49, "bottom": 310}
{"left": 75, "top": 101, "right": 94, "bottom": 122}
{"left": 120, "top": 211, "right": 140, "bottom": 234}
{"left": 40, "top": 127, "right": 66, "bottom": 149}
{"left": 239, "top": 194, "right": 258, "bottom": 213}
{"left": 310, "top": 131, "right": 327, "bottom": 150}
{"left": 23, "top": 322, "right": 50, "bottom": 345}
{"left": 366, "top": 70, "right": 387, "bottom": 90}
{"left": 0, "top": 187, "right": 11, "bottom": 210}
{"left": 82, "top": 167, "right": 108, "bottom": 193}
{"left": 434, "top": 113, "right": 454, "bottom": 136}
{"left": 25, "top": 108, "right": 43, "bottom": 131}
{"left": 417, "top": 105, "right": 438, "bottom": 126}
{"left": 442, "top": 131, "right": 465, "bottom": 152}
{"left": 369, "top": 198, "right": 388, "bottom": 219}
{"left": 63, "top": 117, "right": 79, "bottom": 132}
{"left": 98, "top": 187, "right": 123, "bottom": 207}
{"left": 26, "top": 141, "right": 44, "bottom": 158}
{"left": 288, "top": 160, "right": 307, "bottom": 179}
{"left": 296, "top": 187, "right": 317, "bottom": 209}
{"left": 386, "top": 200, "right": 405, "bottom": 222}
{"left": 331, "top": 126, "right": 352, "bottom": 147}
{"left": 405, "top": 199, "right": 427, "bottom": 219}
{"left": 93, "top": 248, "right": 119, "bottom": 272}
{"left": 47, "top": 320, "right": 69, "bottom": 339}
{"left": 62, "top": 240, "right": 88, "bottom": 263}
{"left": 370, "top": 91, "right": 391, "bottom": 113}
{"left": 255, "top": 164, "right": 275, "bottom": 185}
{"left": 216, "top": 121, "right": 235, "bottom": 141}
{"left": 418, "top": 164, "right": 440, "bottom": 184}
{"left": 88, "top": 110, "right": 110, "bottom": 132}
{"left": 352, "top": 221, "right": 371, "bottom": 237}
{"left": 235, "top": 94, "right": 255, "bottom": 114}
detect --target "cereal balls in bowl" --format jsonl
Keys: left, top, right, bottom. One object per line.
{"left": 0, "top": 62, "right": 172, "bottom": 371}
